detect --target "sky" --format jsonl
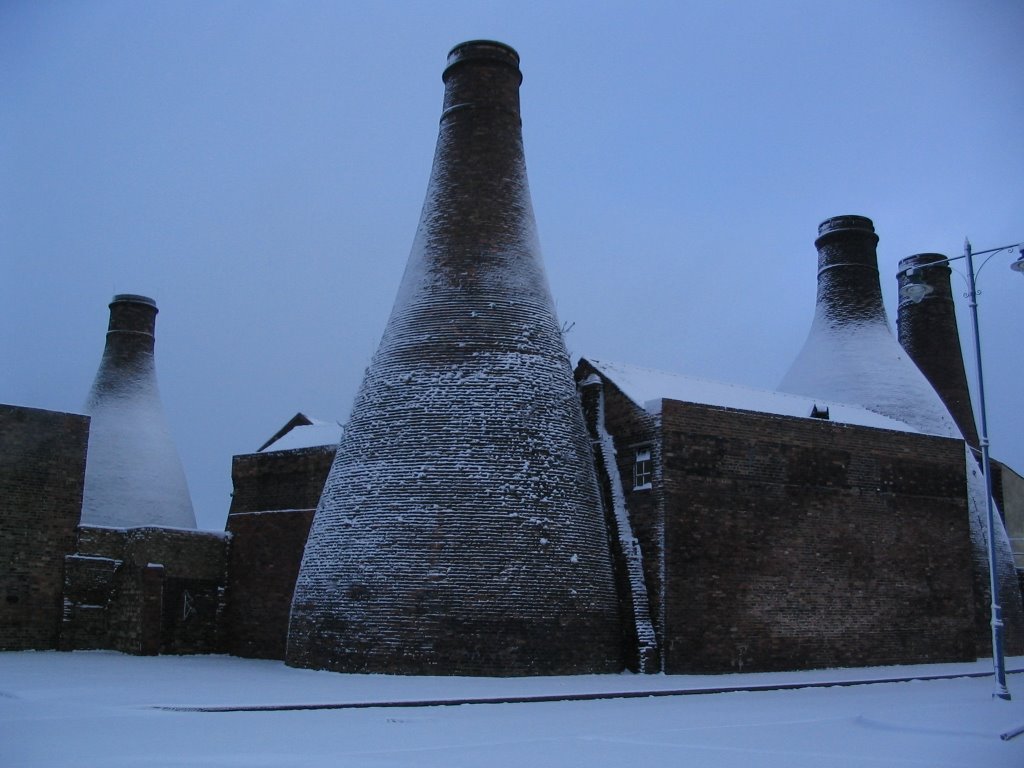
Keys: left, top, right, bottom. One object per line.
{"left": 2, "top": 0, "right": 1022, "bottom": 531}
{"left": 4, "top": 651, "right": 1024, "bottom": 766}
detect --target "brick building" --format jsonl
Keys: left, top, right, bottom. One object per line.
{"left": 577, "top": 360, "right": 980, "bottom": 673}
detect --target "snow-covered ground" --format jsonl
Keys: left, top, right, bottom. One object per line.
{"left": 3, "top": 652, "right": 1023, "bottom": 767}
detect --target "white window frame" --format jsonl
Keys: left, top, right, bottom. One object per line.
{"left": 633, "top": 445, "right": 653, "bottom": 490}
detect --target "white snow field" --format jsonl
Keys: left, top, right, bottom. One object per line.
{"left": 2, "top": 651, "right": 1023, "bottom": 767}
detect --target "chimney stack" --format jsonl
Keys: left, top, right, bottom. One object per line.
{"left": 286, "top": 42, "right": 623, "bottom": 675}
{"left": 896, "top": 253, "right": 980, "bottom": 447}
{"left": 809, "top": 215, "right": 888, "bottom": 325}
{"left": 81, "top": 294, "right": 196, "bottom": 529}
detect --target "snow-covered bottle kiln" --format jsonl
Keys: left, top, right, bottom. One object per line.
{"left": 286, "top": 41, "right": 623, "bottom": 675}
{"left": 778, "top": 216, "right": 957, "bottom": 437}
{"left": 55, "top": 295, "right": 227, "bottom": 656}
{"left": 81, "top": 294, "right": 196, "bottom": 529}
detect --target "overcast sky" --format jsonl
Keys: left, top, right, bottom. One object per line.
{"left": 2, "top": 1, "right": 1022, "bottom": 530}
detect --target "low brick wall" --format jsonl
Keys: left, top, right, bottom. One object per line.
{"left": 61, "top": 525, "right": 229, "bottom": 655}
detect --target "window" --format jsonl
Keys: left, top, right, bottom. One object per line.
{"left": 633, "top": 446, "right": 652, "bottom": 490}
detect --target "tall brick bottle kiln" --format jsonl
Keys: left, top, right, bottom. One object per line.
{"left": 286, "top": 41, "right": 623, "bottom": 675}
{"left": 779, "top": 216, "right": 1023, "bottom": 654}
{"left": 81, "top": 294, "right": 196, "bottom": 529}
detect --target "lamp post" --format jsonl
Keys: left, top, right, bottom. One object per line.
{"left": 900, "top": 239, "right": 1024, "bottom": 701}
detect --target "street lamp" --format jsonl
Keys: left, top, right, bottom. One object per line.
{"left": 900, "top": 238, "right": 1023, "bottom": 701}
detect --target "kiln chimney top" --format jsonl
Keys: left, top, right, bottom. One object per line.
{"left": 816, "top": 215, "right": 878, "bottom": 248}
{"left": 444, "top": 40, "right": 520, "bottom": 76}
{"left": 111, "top": 293, "right": 157, "bottom": 307}
{"left": 106, "top": 294, "right": 158, "bottom": 337}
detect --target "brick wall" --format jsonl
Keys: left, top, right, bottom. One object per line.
{"left": 0, "top": 404, "right": 89, "bottom": 650}
{"left": 222, "top": 446, "right": 331, "bottom": 658}
{"left": 659, "top": 400, "right": 976, "bottom": 673}
{"left": 61, "top": 525, "right": 229, "bottom": 654}
{"left": 228, "top": 446, "right": 334, "bottom": 515}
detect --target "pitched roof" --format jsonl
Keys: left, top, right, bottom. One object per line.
{"left": 257, "top": 413, "right": 342, "bottom": 453}
{"left": 582, "top": 358, "right": 919, "bottom": 433}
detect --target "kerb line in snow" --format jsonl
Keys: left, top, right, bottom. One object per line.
{"left": 153, "top": 666, "right": 1024, "bottom": 718}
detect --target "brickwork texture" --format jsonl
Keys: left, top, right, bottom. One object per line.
{"left": 0, "top": 404, "right": 89, "bottom": 650}
{"left": 61, "top": 525, "right": 229, "bottom": 655}
{"left": 659, "top": 400, "right": 977, "bottom": 673}
{"left": 223, "top": 446, "right": 330, "bottom": 658}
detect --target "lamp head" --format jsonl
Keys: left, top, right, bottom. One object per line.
{"left": 1011, "top": 248, "right": 1024, "bottom": 275}
{"left": 899, "top": 281, "right": 934, "bottom": 304}
{"left": 897, "top": 260, "right": 939, "bottom": 304}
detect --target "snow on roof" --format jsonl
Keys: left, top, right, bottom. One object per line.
{"left": 258, "top": 413, "right": 341, "bottom": 453}
{"left": 583, "top": 359, "right": 920, "bottom": 433}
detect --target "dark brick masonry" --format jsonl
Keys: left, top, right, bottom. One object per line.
{"left": 0, "top": 404, "right": 89, "bottom": 651}
{"left": 897, "top": 254, "right": 980, "bottom": 448}
{"left": 60, "top": 525, "right": 229, "bottom": 655}
{"left": 659, "top": 400, "right": 976, "bottom": 673}
{"left": 222, "top": 445, "right": 333, "bottom": 659}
